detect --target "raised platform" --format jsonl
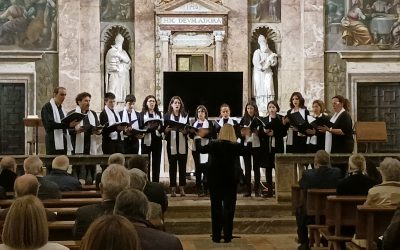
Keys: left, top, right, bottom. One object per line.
{"left": 164, "top": 196, "right": 296, "bottom": 235}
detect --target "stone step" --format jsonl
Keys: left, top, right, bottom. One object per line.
{"left": 165, "top": 197, "right": 292, "bottom": 218}
{"left": 165, "top": 216, "right": 297, "bottom": 235}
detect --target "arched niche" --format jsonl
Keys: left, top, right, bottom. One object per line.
{"left": 100, "top": 24, "right": 135, "bottom": 100}
{"left": 250, "top": 26, "right": 281, "bottom": 104}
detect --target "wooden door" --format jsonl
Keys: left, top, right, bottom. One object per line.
{"left": 357, "top": 82, "right": 400, "bottom": 153}
{"left": 0, "top": 83, "right": 25, "bottom": 154}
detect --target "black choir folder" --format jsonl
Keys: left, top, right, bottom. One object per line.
{"left": 106, "top": 122, "right": 131, "bottom": 131}
{"left": 61, "top": 112, "right": 86, "bottom": 125}
{"left": 164, "top": 119, "right": 189, "bottom": 131}
{"left": 307, "top": 115, "right": 333, "bottom": 129}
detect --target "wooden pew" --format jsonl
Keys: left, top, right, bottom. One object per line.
{"left": 319, "top": 195, "right": 367, "bottom": 250}
{"left": 291, "top": 184, "right": 302, "bottom": 215}
{"left": 48, "top": 207, "right": 78, "bottom": 221}
{"left": 48, "top": 221, "right": 75, "bottom": 241}
{"left": 306, "top": 189, "right": 337, "bottom": 248}
{"left": 352, "top": 205, "right": 397, "bottom": 250}
{"left": 0, "top": 198, "right": 101, "bottom": 209}
{"left": 60, "top": 191, "right": 101, "bottom": 198}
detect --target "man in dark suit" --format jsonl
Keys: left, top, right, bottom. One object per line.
{"left": 23, "top": 155, "right": 61, "bottom": 200}
{"left": 43, "top": 155, "right": 82, "bottom": 192}
{"left": 296, "top": 150, "right": 342, "bottom": 250}
{"left": 114, "top": 189, "right": 183, "bottom": 250}
{"left": 73, "top": 164, "right": 130, "bottom": 240}
{"left": 0, "top": 174, "right": 56, "bottom": 221}
{"left": 0, "top": 156, "right": 17, "bottom": 192}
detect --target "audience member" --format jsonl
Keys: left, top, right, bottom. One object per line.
{"left": 336, "top": 154, "right": 375, "bottom": 195}
{"left": 127, "top": 155, "right": 168, "bottom": 212}
{"left": 382, "top": 206, "right": 400, "bottom": 250}
{"left": 43, "top": 155, "right": 82, "bottom": 191}
{"left": 366, "top": 158, "right": 383, "bottom": 185}
{"left": 0, "top": 174, "right": 56, "bottom": 221}
{"left": 73, "top": 164, "right": 130, "bottom": 239}
{"left": 0, "top": 156, "right": 17, "bottom": 192}
{"left": 296, "top": 150, "right": 342, "bottom": 250}
{"left": 114, "top": 189, "right": 183, "bottom": 250}
{"left": 80, "top": 214, "right": 140, "bottom": 250}
{"left": 0, "top": 195, "right": 68, "bottom": 250}
{"left": 23, "top": 156, "right": 61, "bottom": 200}
{"left": 365, "top": 157, "right": 400, "bottom": 206}
{"left": 95, "top": 153, "right": 126, "bottom": 189}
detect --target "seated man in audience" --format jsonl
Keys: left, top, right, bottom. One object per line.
{"left": 127, "top": 155, "right": 168, "bottom": 212}
{"left": 23, "top": 156, "right": 61, "bottom": 200}
{"left": 337, "top": 154, "right": 375, "bottom": 196}
{"left": 95, "top": 153, "right": 125, "bottom": 189}
{"left": 114, "top": 189, "right": 183, "bottom": 250}
{"left": 365, "top": 157, "right": 400, "bottom": 206}
{"left": 0, "top": 174, "right": 56, "bottom": 221}
{"left": 43, "top": 155, "right": 82, "bottom": 191}
{"left": 296, "top": 150, "right": 342, "bottom": 250}
{"left": 0, "top": 156, "right": 18, "bottom": 192}
{"left": 73, "top": 164, "right": 130, "bottom": 239}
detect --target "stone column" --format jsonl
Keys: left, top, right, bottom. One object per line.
{"left": 160, "top": 30, "right": 171, "bottom": 72}
{"left": 58, "top": 0, "right": 80, "bottom": 110}
{"left": 213, "top": 30, "right": 225, "bottom": 71}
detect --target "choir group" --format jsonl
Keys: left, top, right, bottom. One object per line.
{"left": 41, "top": 87, "right": 355, "bottom": 197}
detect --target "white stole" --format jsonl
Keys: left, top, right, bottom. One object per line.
{"left": 325, "top": 108, "right": 345, "bottom": 153}
{"left": 49, "top": 98, "right": 72, "bottom": 154}
{"left": 105, "top": 106, "right": 121, "bottom": 140}
{"left": 306, "top": 114, "right": 320, "bottom": 146}
{"left": 121, "top": 108, "right": 139, "bottom": 130}
{"left": 170, "top": 114, "right": 188, "bottom": 155}
{"left": 217, "top": 117, "right": 235, "bottom": 127}
{"left": 268, "top": 116, "right": 276, "bottom": 148}
{"left": 74, "top": 106, "right": 97, "bottom": 155}
{"left": 143, "top": 112, "right": 161, "bottom": 146}
{"left": 192, "top": 119, "right": 210, "bottom": 163}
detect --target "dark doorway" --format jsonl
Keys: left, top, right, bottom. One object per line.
{"left": 357, "top": 82, "right": 400, "bottom": 153}
{"left": 0, "top": 83, "right": 25, "bottom": 154}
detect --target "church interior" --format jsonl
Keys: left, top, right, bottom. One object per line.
{"left": 0, "top": 0, "right": 400, "bottom": 249}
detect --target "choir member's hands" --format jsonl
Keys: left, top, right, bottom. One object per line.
{"left": 75, "top": 125, "right": 85, "bottom": 134}
{"left": 264, "top": 128, "right": 274, "bottom": 136}
{"left": 282, "top": 116, "right": 289, "bottom": 125}
{"left": 318, "top": 125, "right": 329, "bottom": 133}
{"left": 306, "top": 128, "right": 316, "bottom": 135}
{"left": 164, "top": 126, "right": 172, "bottom": 133}
{"left": 117, "top": 125, "right": 127, "bottom": 132}
{"left": 240, "top": 127, "right": 251, "bottom": 137}
{"left": 69, "top": 120, "right": 80, "bottom": 128}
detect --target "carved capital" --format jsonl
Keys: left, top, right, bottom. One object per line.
{"left": 213, "top": 30, "right": 225, "bottom": 42}
{"left": 159, "top": 30, "right": 171, "bottom": 43}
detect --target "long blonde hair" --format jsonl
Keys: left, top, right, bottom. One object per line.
{"left": 2, "top": 195, "right": 48, "bottom": 248}
{"left": 218, "top": 124, "right": 237, "bottom": 143}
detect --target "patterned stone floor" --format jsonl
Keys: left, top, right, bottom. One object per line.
{"left": 178, "top": 234, "right": 298, "bottom": 250}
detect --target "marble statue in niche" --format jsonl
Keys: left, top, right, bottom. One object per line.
{"left": 101, "top": 0, "right": 133, "bottom": 21}
{"left": 252, "top": 34, "right": 278, "bottom": 115}
{"left": 249, "top": 0, "right": 281, "bottom": 23}
{"left": 105, "top": 33, "right": 131, "bottom": 103}
{"left": 0, "top": 0, "right": 57, "bottom": 50}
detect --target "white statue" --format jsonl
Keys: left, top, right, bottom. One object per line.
{"left": 105, "top": 33, "right": 131, "bottom": 102}
{"left": 252, "top": 35, "right": 278, "bottom": 115}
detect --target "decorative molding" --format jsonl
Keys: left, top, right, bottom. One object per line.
{"left": 213, "top": 30, "right": 225, "bottom": 42}
{"left": 338, "top": 51, "right": 400, "bottom": 61}
{"left": 0, "top": 51, "right": 45, "bottom": 62}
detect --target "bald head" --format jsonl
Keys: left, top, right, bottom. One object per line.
{"left": 24, "top": 156, "right": 43, "bottom": 176}
{"left": 0, "top": 156, "right": 16, "bottom": 172}
{"left": 52, "top": 155, "right": 69, "bottom": 171}
{"left": 14, "top": 174, "right": 39, "bottom": 197}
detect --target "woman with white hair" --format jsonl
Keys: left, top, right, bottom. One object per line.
{"left": 365, "top": 157, "right": 400, "bottom": 206}
{"left": 336, "top": 154, "right": 375, "bottom": 195}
